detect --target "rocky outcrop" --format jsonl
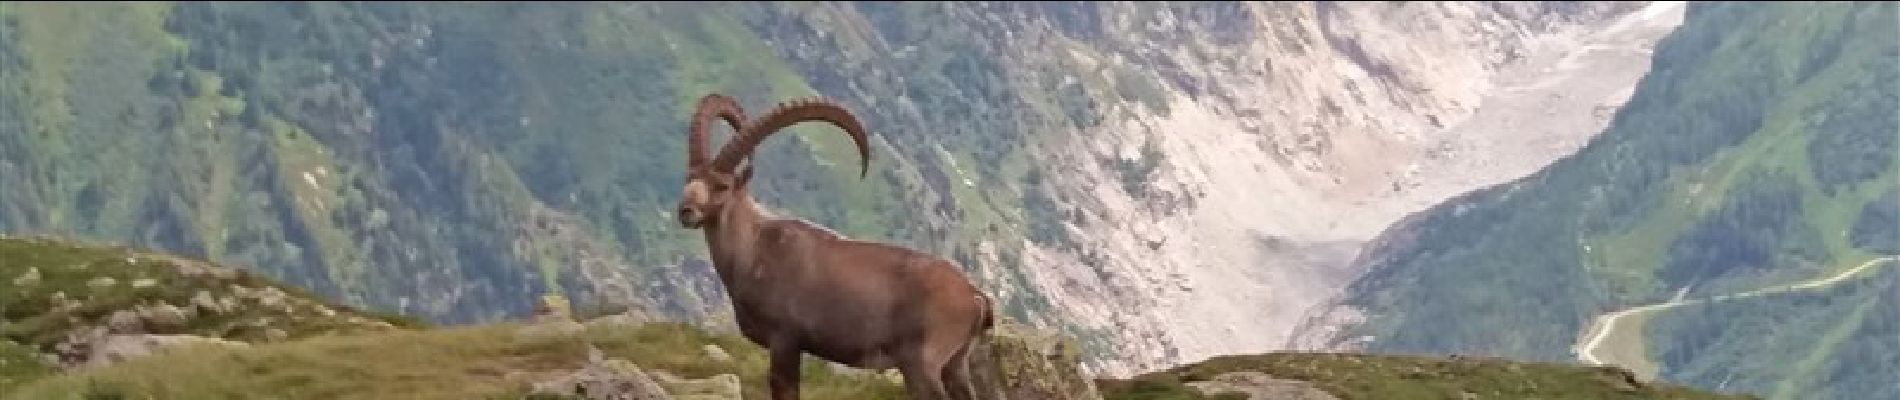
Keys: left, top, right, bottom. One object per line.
{"left": 52, "top": 326, "right": 250, "bottom": 369}
{"left": 968, "top": 323, "right": 1104, "bottom": 400}
{"left": 530, "top": 347, "right": 674, "bottom": 400}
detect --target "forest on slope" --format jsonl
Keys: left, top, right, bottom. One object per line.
{"left": 0, "top": 1, "right": 1062, "bottom": 328}
{"left": 1299, "top": 2, "right": 1897, "bottom": 399}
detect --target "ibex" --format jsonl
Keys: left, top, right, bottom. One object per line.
{"left": 674, "top": 93, "right": 996, "bottom": 400}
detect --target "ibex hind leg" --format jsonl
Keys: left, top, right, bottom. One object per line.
{"left": 941, "top": 340, "right": 978, "bottom": 400}
{"left": 898, "top": 350, "right": 951, "bottom": 400}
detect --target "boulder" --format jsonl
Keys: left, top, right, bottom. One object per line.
{"left": 967, "top": 323, "right": 1104, "bottom": 400}
{"left": 137, "top": 303, "right": 190, "bottom": 332}
{"left": 84, "top": 334, "right": 249, "bottom": 368}
{"left": 106, "top": 310, "right": 145, "bottom": 334}
{"left": 12, "top": 267, "right": 40, "bottom": 287}
{"left": 700, "top": 345, "right": 732, "bottom": 363}
{"left": 651, "top": 370, "right": 743, "bottom": 400}
{"left": 530, "top": 346, "right": 672, "bottom": 400}
{"left": 192, "top": 290, "right": 226, "bottom": 315}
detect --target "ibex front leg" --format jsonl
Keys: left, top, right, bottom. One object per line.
{"left": 768, "top": 338, "right": 803, "bottom": 400}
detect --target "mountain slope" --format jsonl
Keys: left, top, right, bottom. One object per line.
{"left": 0, "top": 1, "right": 1675, "bottom": 375}
{"left": 1289, "top": 2, "right": 1898, "bottom": 398}
{"left": 0, "top": 236, "right": 1755, "bottom": 400}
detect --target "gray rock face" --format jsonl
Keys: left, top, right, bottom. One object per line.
{"left": 967, "top": 323, "right": 1104, "bottom": 400}
{"left": 530, "top": 346, "right": 672, "bottom": 400}
{"left": 192, "top": 290, "right": 226, "bottom": 315}
{"left": 52, "top": 326, "right": 248, "bottom": 369}
{"left": 82, "top": 334, "right": 249, "bottom": 368}
{"left": 106, "top": 310, "right": 145, "bottom": 334}
{"left": 137, "top": 303, "right": 190, "bottom": 332}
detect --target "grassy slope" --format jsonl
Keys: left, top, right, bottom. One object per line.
{"left": 1332, "top": 1, "right": 1896, "bottom": 398}
{"left": 1099, "top": 353, "right": 1756, "bottom": 400}
{"left": 0, "top": 237, "right": 1756, "bottom": 400}
{"left": 0, "top": 235, "right": 422, "bottom": 393}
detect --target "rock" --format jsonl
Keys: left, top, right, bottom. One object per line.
{"left": 130, "top": 278, "right": 158, "bottom": 289}
{"left": 12, "top": 267, "right": 40, "bottom": 287}
{"left": 192, "top": 290, "right": 226, "bottom": 315}
{"left": 1184, "top": 371, "right": 1338, "bottom": 400}
{"left": 264, "top": 328, "right": 289, "bottom": 343}
{"left": 530, "top": 346, "right": 672, "bottom": 400}
{"left": 137, "top": 303, "right": 190, "bottom": 332}
{"left": 967, "top": 323, "right": 1103, "bottom": 400}
{"left": 48, "top": 291, "right": 80, "bottom": 313}
{"left": 229, "top": 284, "right": 254, "bottom": 300}
{"left": 255, "top": 286, "right": 287, "bottom": 309}
{"left": 83, "top": 334, "right": 249, "bottom": 368}
{"left": 106, "top": 310, "right": 145, "bottom": 334}
{"left": 701, "top": 345, "right": 731, "bottom": 363}
{"left": 651, "top": 371, "right": 743, "bottom": 400}
{"left": 314, "top": 306, "right": 337, "bottom": 318}
{"left": 217, "top": 296, "right": 241, "bottom": 313}
{"left": 87, "top": 277, "right": 118, "bottom": 289}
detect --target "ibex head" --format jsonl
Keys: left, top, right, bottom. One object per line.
{"left": 675, "top": 93, "right": 873, "bottom": 229}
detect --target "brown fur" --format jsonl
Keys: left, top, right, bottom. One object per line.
{"left": 674, "top": 94, "right": 996, "bottom": 400}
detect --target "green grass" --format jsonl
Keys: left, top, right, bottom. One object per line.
{"left": 0, "top": 236, "right": 422, "bottom": 353}
{"left": 4, "top": 322, "right": 906, "bottom": 400}
{"left": 0, "top": 339, "right": 52, "bottom": 394}
{"left": 1100, "top": 353, "right": 1759, "bottom": 400}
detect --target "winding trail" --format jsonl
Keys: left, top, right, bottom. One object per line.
{"left": 1573, "top": 256, "right": 1899, "bottom": 374}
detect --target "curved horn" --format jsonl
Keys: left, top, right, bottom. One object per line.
{"left": 688, "top": 93, "right": 748, "bottom": 169}
{"left": 710, "top": 97, "right": 872, "bottom": 179}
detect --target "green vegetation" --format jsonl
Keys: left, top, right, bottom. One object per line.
{"left": 6, "top": 322, "right": 907, "bottom": 400}
{"left": 1647, "top": 265, "right": 1898, "bottom": 400}
{"left": 0, "top": 0, "right": 1096, "bottom": 332}
{"left": 1099, "top": 353, "right": 1756, "bottom": 400}
{"left": 0, "top": 236, "right": 421, "bottom": 350}
{"left": 1329, "top": 2, "right": 1897, "bottom": 399}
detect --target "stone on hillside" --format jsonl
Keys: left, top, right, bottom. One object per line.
{"left": 106, "top": 310, "right": 145, "bottom": 334}
{"left": 130, "top": 278, "right": 158, "bottom": 288}
{"left": 229, "top": 284, "right": 254, "bottom": 300}
{"left": 48, "top": 291, "right": 80, "bottom": 313}
{"left": 87, "top": 277, "right": 118, "bottom": 289}
{"left": 700, "top": 345, "right": 731, "bottom": 363}
{"left": 192, "top": 290, "right": 226, "bottom": 315}
{"left": 12, "top": 267, "right": 40, "bottom": 287}
{"left": 264, "top": 328, "right": 289, "bottom": 342}
{"left": 255, "top": 286, "right": 288, "bottom": 309}
{"left": 967, "top": 323, "right": 1103, "bottom": 400}
{"left": 530, "top": 346, "right": 672, "bottom": 400}
{"left": 651, "top": 370, "right": 742, "bottom": 400}
{"left": 84, "top": 334, "right": 249, "bottom": 368}
{"left": 1184, "top": 371, "right": 1338, "bottom": 400}
{"left": 217, "top": 295, "right": 241, "bottom": 314}
{"left": 314, "top": 306, "right": 337, "bottom": 318}
{"left": 137, "top": 303, "right": 190, "bottom": 332}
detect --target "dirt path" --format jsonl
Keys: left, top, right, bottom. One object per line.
{"left": 1573, "top": 256, "right": 1898, "bottom": 374}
